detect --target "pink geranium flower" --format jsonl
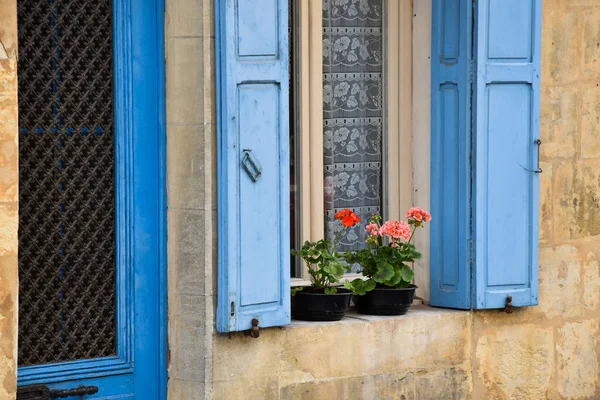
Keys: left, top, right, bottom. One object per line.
{"left": 366, "top": 223, "right": 380, "bottom": 236}
{"left": 405, "top": 207, "right": 432, "bottom": 222}
{"left": 379, "top": 220, "right": 411, "bottom": 242}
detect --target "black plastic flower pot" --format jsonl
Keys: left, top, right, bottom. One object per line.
{"left": 291, "top": 288, "right": 353, "bottom": 321}
{"left": 353, "top": 285, "right": 418, "bottom": 316}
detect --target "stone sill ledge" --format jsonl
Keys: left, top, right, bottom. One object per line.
{"left": 289, "top": 304, "right": 468, "bottom": 328}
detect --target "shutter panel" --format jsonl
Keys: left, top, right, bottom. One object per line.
{"left": 430, "top": 0, "right": 472, "bottom": 309}
{"left": 216, "top": 0, "right": 290, "bottom": 332}
{"left": 472, "top": 0, "right": 541, "bottom": 309}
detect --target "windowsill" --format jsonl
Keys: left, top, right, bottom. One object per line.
{"left": 289, "top": 304, "right": 467, "bottom": 327}
{"left": 290, "top": 274, "right": 366, "bottom": 287}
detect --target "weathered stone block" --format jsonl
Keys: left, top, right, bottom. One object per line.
{"left": 414, "top": 367, "right": 470, "bottom": 400}
{"left": 542, "top": 6, "right": 580, "bottom": 87}
{"left": 554, "top": 160, "right": 600, "bottom": 240}
{"left": 475, "top": 324, "right": 554, "bottom": 400}
{"left": 0, "top": 140, "right": 17, "bottom": 202}
{"left": 583, "top": 252, "right": 600, "bottom": 311}
{"left": 168, "top": 209, "right": 209, "bottom": 296}
{"left": 212, "top": 328, "right": 282, "bottom": 382}
{"left": 280, "top": 309, "right": 470, "bottom": 383}
{"left": 583, "top": 7, "right": 600, "bottom": 80}
{"left": 540, "top": 87, "right": 577, "bottom": 159}
{"left": 169, "top": 294, "right": 207, "bottom": 381}
{"left": 168, "top": 125, "right": 209, "bottom": 210}
{"left": 214, "top": 376, "right": 279, "bottom": 400}
{"left": 203, "top": 38, "right": 217, "bottom": 126}
{"left": 538, "top": 246, "right": 584, "bottom": 318}
{"left": 556, "top": 321, "right": 599, "bottom": 399}
{"left": 166, "top": 0, "right": 204, "bottom": 38}
{"left": 581, "top": 85, "right": 600, "bottom": 159}
{"left": 168, "top": 379, "right": 206, "bottom": 400}
{"left": 539, "top": 162, "right": 553, "bottom": 244}
{"left": 166, "top": 38, "right": 204, "bottom": 125}
{"left": 281, "top": 372, "right": 416, "bottom": 400}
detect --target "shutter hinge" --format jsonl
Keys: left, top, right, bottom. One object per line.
{"left": 468, "top": 60, "right": 476, "bottom": 84}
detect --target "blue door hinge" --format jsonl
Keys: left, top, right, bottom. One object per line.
{"left": 468, "top": 60, "right": 476, "bottom": 84}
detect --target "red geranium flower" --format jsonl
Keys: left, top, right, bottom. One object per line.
{"left": 335, "top": 209, "right": 361, "bottom": 227}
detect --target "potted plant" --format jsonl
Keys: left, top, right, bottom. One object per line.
{"left": 291, "top": 209, "right": 360, "bottom": 321}
{"left": 343, "top": 208, "right": 432, "bottom": 315}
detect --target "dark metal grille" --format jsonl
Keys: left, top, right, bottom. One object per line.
{"left": 17, "top": 0, "right": 117, "bottom": 366}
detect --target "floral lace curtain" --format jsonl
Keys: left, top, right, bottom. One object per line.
{"left": 323, "top": 0, "right": 383, "bottom": 255}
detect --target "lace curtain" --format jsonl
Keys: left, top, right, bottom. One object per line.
{"left": 323, "top": 0, "right": 384, "bottom": 255}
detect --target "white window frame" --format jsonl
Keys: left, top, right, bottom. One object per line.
{"left": 412, "top": 0, "right": 432, "bottom": 302}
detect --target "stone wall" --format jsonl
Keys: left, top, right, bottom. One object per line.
{"left": 0, "top": 1, "right": 19, "bottom": 399}
{"left": 165, "top": 0, "right": 217, "bottom": 398}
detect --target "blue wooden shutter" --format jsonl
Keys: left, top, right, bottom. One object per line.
{"left": 472, "top": 0, "right": 541, "bottom": 309}
{"left": 216, "top": 0, "right": 290, "bottom": 332}
{"left": 430, "top": 0, "right": 473, "bottom": 309}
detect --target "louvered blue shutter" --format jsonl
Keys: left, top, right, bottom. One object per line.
{"left": 472, "top": 0, "right": 541, "bottom": 309}
{"left": 216, "top": 0, "right": 290, "bottom": 332}
{"left": 430, "top": 0, "right": 472, "bottom": 309}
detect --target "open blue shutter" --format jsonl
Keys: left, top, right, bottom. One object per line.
{"left": 216, "top": 0, "right": 290, "bottom": 332}
{"left": 472, "top": 0, "right": 541, "bottom": 309}
{"left": 430, "top": 0, "right": 472, "bottom": 309}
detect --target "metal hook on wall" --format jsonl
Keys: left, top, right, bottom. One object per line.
{"left": 518, "top": 139, "right": 543, "bottom": 174}
{"left": 533, "top": 139, "right": 543, "bottom": 174}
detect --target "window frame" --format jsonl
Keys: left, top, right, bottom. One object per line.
{"left": 291, "top": 0, "right": 414, "bottom": 287}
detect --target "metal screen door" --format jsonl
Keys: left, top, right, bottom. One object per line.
{"left": 16, "top": 0, "right": 166, "bottom": 399}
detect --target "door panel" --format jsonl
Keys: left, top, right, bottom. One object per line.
{"left": 16, "top": 0, "right": 166, "bottom": 398}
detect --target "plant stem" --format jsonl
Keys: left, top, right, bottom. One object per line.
{"left": 407, "top": 225, "right": 418, "bottom": 245}
{"left": 332, "top": 226, "right": 347, "bottom": 255}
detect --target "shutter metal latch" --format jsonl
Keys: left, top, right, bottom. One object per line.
{"left": 245, "top": 318, "right": 260, "bottom": 338}
{"left": 504, "top": 296, "right": 514, "bottom": 314}
{"left": 242, "top": 149, "right": 262, "bottom": 182}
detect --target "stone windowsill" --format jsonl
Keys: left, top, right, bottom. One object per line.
{"left": 289, "top": 304, "right": 468, "bottom": 328}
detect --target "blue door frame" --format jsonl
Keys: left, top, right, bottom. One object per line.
{"left": 17, "top": 0, "right": 167, "bottom": 398}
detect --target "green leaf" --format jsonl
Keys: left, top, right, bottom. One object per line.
{"left": 343, "top": 280, "right": 355, "bottom": 292}
{"left": 350, "top": 279, "right": 368, "bottom": 295}
{"left": 324, "top": 287, "right": 337, "bottom": 294}
{"left": 387, "top": 265, "right": 403, "bottom": 286}
{"left": 372, "top": 260, "right": 394, "bottom": 283}
{"left": 363, "top": 279, "right": 376, "bottom": 292}
{"left": 291, "top": 287, "right": 303, "bottom": 296}
{"left": 322, "top": 263, "right": 336, "bottom": 275}
{"left": 400, "top": 265, "right": 415, "bottom": 283}
{"left": 350, "top": 279, "right": 376, "bottom": 295}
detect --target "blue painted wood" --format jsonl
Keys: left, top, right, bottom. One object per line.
{"left": 130, "top": 0, "right": 168, "bottom": 396}
{"left": 430, "top": 0, "right": 472, "bottom": 309}
{"left": 216, "top": 0, "right": 291, "bottom": 332}
{"left": 18, "top": 0, "right": 167, "bottom": 397}
{"left": 472, "top": 0, "right": 541, "bottom": 309}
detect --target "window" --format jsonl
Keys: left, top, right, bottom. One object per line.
{"left": 290, "top": 0, "right": 413, "bottom": 282}
{"left": 216, "top": 0, "right": 542, "bottom": 332}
